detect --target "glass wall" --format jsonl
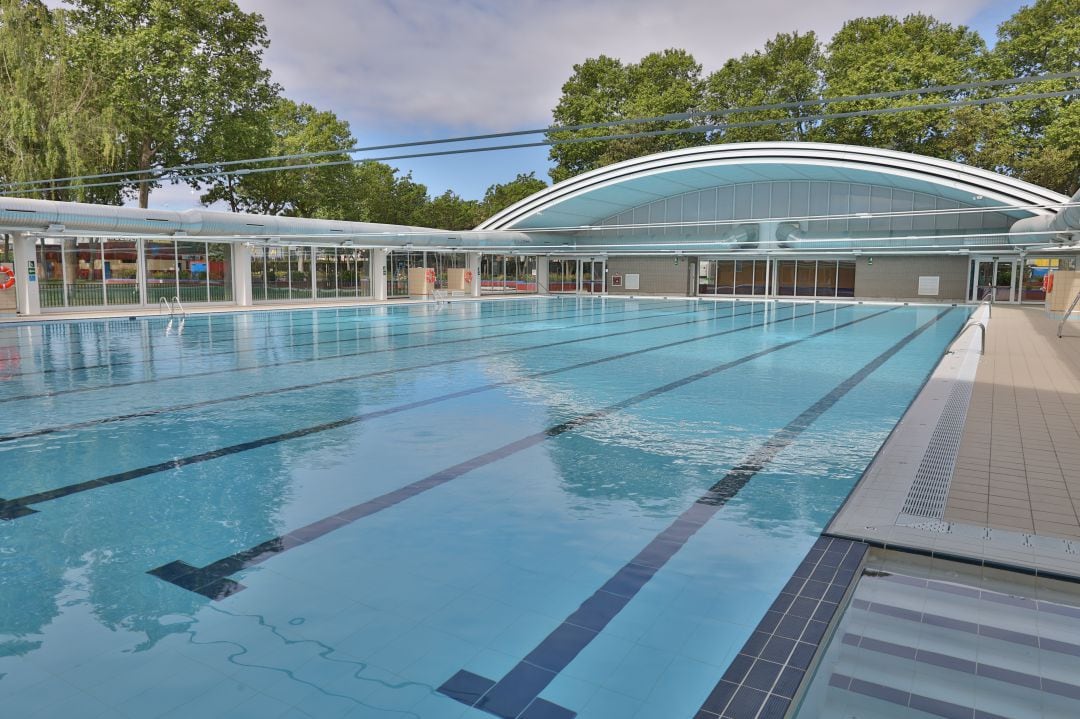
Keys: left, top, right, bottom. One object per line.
{"left": 37, "top": 237, "right": 233, "bottom": 309}
{"left": 697, "top": 259, "right": 768, "bottom": 295}
{"left": 251, "top": 246, "right": 361, "bottom": 303}
{"left": 482, "top": 254, "right": 537, "bottom": 293}
{"left": 386, "top": 250, "right": 414, "bottom": 297}
{"left": 315, "top": 247, "right": 372, "bottom": 299}
{"left": 547, "top": 259, "right": 578, "bottom": 293}
{"left": 38, "top": 238, "right": 140, "bottom": 308}
{"left": 775, "top": 260, "right": 856, "bottom": 297}
{"left": 387, "top": 251, "right": 476, "bottom": 296}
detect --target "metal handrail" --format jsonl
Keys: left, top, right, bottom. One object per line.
{"left": 172, "top": 296, "right": 187, "bottom": 318}
{"left": 948, "top": 321, "right": 986, "bottom": 355}
{"left": 159, "top": 297, "right": 172, "bottom": 315}
{"left": 1058, "top": 290, "right": 1080, "bottom": 338}
{"left": 979, "top": 287, "right": 993, "bottom": 318}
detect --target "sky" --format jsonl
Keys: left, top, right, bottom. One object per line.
{"left": 145, "top": 0, "right": 1031, "bottom": 211}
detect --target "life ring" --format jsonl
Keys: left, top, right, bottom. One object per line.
{"left": 425, "top": 268, "right": 436, "bottom": 284}
{"left": 1044, "top": 273, "right": 1054, "bottom": 293}
{"left": 464, "top": 270, "right": 473, "bottom": 284}
{"left": 0, "top": 266, "right": 14, "bottom": 290}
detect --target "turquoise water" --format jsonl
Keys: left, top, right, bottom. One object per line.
{"left": 0, "top": 297, "right": 970, "bottom": 718}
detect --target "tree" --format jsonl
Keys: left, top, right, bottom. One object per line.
{"left": 206, "top": 98, "right": 359, "bottom": 218}
{"left": 0, "top": 0, "right": 120, "bottom": 202}
{"left": 479, "top": 172, "right": 547, "bottom": 217}
{"left": 816, "top": 14, "right": 992, "bottom": 160}
{"left": 547, "top": 50, "right": 704, "bottom": 183}
{"left": 66, "top": 0, "right": 277, "bottom": 207}
{"left": 992, "top": 0, "right": 1080, "bottom": 195}
{"left": 354, "top": 162, "right": 430, "bottom": 225}
{"left": 412, "top": 190, "right": 482, "bottom": 231}
{"left": 704, "top": 32, "right": 824, "bottom": 143}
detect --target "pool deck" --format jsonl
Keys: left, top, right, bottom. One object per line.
{"left": 830, "top": 304, "right": 1080, "bottom": 579}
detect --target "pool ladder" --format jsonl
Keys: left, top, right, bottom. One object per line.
{"left": 948, "top": 321, "right": 986, "bottom": 355}
{"left": 1058, "top": 290, "right": 1080, "bottom": 338}
{"left": 159, "top": 296, "right": 187, "bottom": 335}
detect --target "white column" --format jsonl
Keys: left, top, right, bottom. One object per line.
{"left": 536, "top": 256, "right": 549, "bottom": 295}
{"left": 232, "top": 242, "right": 253, "bottom": 306}
{"left": 372, "top": 249, "right": 388, "bottom": 301}
{"left": 468, "top": 252, "right": 481, "bottom": 298}
{"left": 12, "top": 233, "right": 40, "bottom": 315}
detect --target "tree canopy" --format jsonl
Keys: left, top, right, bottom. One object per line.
{"left": 544, "top": 2, "right": 1078, "bottom": 195}
{"left": 66, "top": 0, "right": 278, "bottom": 207}
{"left": 0, "top": 0, "right": 1074, "bottom": 222}
{"left": 0, "top": 0, "right": 120, "bottom": 202}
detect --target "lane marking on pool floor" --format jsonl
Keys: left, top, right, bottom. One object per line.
{"left": 0, "top": 299, "right": 700, "bottom": 404}
{"left": 437, "top": 306, "right": 957, "bottom": 719}
{"left": 0, "top": 301, "right": 761, "bottom": 443}
{"left": 0, "top": 301, "right": 819, "bottom": 519}
{"left": 138, "top": 304, "right": 905, "bottom": 599}
{"left": 1, "top": 296, "right": 682, "bottom": 382}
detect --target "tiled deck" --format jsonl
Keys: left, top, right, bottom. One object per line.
{"left": 830, "top": 304, "right": 1080, "bottom": 578}
{"left": 944, "top": 306, "right": 1080, "bottom": 538}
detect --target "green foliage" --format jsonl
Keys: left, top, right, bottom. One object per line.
{"left": 992, "top": 0, "right": 1079, "bottom": 194}
{"left": 0, "top": 0, "right": 121, "bottom": 202}
{"left": 817, "top": 14, "right": 991, "bottom": 158}
{"left": 480, "top": 172, "right": 547, "bottom": 218}
{"left": 213, "top": 97, "right": 358, "bottom": 218}
{"left": 547, "top": 50, "right": 704, "bottom": 183}
{"left": 545, "top": 7, "right": 1076, "bottom": 194}
{"left": 66, "top": 0, "right": 278, "bottom": 207}
{"left": 411, "top": 190, "right": 482, "bottom": 231}
{"left": 705, "top": 32, "right": 823, "bottom": 143}
{"left": 354, "top": 161, "right": 430, "bottom": 225}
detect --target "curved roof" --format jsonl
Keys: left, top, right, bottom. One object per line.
{"left": 478, "top": 142, "right": 1067, "bottom": 232}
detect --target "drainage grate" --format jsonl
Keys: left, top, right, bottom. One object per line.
{"left": 900, "top": 380, "right": 974, "bottom": 518}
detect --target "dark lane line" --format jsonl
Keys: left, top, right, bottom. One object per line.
{"left": 438, "top": 307, "right": 958, "bottom": 719}
{"left": 142, "top": 305, "right": 903, "bottom": 599}
{"left": 0, "top": 300, "right": 703, "bottom": 405}
{"left": 0, "top": 302, "right": 820, "bottom": 519}
{"left": 0, "top": 302, "right": 767, "bottom": 442}
{"left": 7, "top": 297, "right": 679, "bottom": 379}
{"left": 14, "top": 298, "right": 622, "bottom": 377}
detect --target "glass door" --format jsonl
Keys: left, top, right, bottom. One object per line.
{"left": 580, "top": 260, "right": 605, "bottom": 293}
{"left": 994, "top": 260, "right": 1015, "bottom": 302}
{"left": 971, "top": 258, "right": 1018, "bottom": 303}
{"left": 548, "top": 259, "right": 577, "bottom": 293}
{"left": 386, "top": 250, "right": 410, "bottom": 298}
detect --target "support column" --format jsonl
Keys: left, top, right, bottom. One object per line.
{"left": 536, "top": 257, "right": 549, "bottom": 295}
{"left": 232, "top": 242, "right": 253, "bottom": 306}
{"left": 468, "top": 252, "right": 481, "bottom": 298}
{"left": 12, "top": 233, "right": 40, "bottom": 316}
{"left": 372, "top": 249, "right": 388, "bottom": 301}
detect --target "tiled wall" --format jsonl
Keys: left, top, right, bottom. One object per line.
{"left": 606, "top": 256, "right": 694, "bottom": 296}
{"left": 853, "top": 256, "right": 968, "bottom": 301}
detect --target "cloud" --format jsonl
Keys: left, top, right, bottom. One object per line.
{"left": 244, "top": 0, "right": 997, "bottom": 136}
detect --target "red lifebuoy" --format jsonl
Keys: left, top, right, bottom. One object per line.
{"left": 464, "top": 270, "right": 473, "bottom": 284}
{"left": 1044, "top": 273, "right": 1054, "bottom": 293}
{"left": 0, "top": 266, "right": 14, "bottom": 291}
{"left": 425, "top": 268, "right": 436, "bottom": 284}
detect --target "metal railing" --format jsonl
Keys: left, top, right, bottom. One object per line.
{"left": 948, "top": 321, "right": 986, "bottom": 355}
{"left": 1058, "top": 290, "right": 1080, "bottom": 338}
{"left": 979, "top": 287, "right": 994, "bottom": 318}
{"left": 172, "top": 295, "right": 187, "bottom": 318}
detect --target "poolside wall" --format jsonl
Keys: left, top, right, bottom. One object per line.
{"left": 605, "top": 256, "right": 694, "bottom": 296}
{"left": 852, "top": 255, "right": 968, "bottom": 301}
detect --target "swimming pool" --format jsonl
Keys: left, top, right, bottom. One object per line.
{"left": 0, "top": 297, "right": 970, "bottom": 718}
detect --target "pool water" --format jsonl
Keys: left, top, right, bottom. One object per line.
{"left": 0, "top": 297, "right": 970, "bottom": 718}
